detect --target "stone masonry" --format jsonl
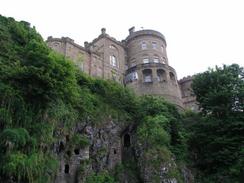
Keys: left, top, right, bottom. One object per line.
{"left": 47, "top": 27, "right": 198, "bottom": 110}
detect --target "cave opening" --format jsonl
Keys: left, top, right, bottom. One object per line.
{"left": 58, "top": 141, "right": 65, "bottom": 153}
{"left": 74, "top": 148, "right": 80, "bottom": 155}
{"left": 64, "top": 164, "right": 69, "bottom": 174}
{"left": 124, "top": 133, "right": 131, "bottom": 147}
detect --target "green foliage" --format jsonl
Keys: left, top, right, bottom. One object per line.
{"left": 137, "top": 96, "right": 187, "bottom": 161}
{"left": 71, "top": 134, "right": 90, "bottom": 148}
{"left": 1, "top": 152, "right": 58, "bottom": 183}
{"left": 185, "top": 64, "right": 244, "bottom": 182}
{"left": 192, "top": 64, "right": 244, "bottom": 117}
{"left": 0, "top": 128, "right": 34, "bottom": 151}
{"left": 85, "top": 171, "right": 116, "bottom": 183}
{"left": 137, "top": 115, "right": 170, "bottom": 147}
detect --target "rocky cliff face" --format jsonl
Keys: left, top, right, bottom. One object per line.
{"left": 53, "top": 117, "right": 126, "bottom": 183}
{"left": 53, "top": 116, "right": 194, "bottom": 183}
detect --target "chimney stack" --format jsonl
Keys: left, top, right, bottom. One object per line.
{"left": 129, "top": 26, "right": 135, "bottom": 34}
{"left": 101, "top": 28, "right": 106, "bottom": 35}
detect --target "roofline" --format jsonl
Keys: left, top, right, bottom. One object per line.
{"left": 125, "top": 29, "right": 167, "bottom": 46}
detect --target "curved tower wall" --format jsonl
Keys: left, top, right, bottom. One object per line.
{"left": 125, "top": 30, "right": 183, "bottom": 108}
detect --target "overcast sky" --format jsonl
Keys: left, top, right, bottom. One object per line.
{"left": 1, "top": 0, "right": 243, "bottom": 78}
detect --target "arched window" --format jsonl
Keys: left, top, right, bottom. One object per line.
{"left": 157, "top": 69, "right": 167, "bottom": 82}
{"left": 110, "top": 55, "right": 117, "bottom": 67}
{"left": 143, "top": 69, "right": 153, "bottom": 83}
{"left": 124, "top": 134, "right": 131, "bottom": 147}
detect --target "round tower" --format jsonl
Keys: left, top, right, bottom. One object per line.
{"left": 124, "top": 28, "right": 183, "bottom": 108}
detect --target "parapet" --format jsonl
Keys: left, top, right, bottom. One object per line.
{"left": 178, "top": 75, "right": 194, "bottom": 84}
{"left": 125, "top": 29, "right": 167, "bottom": 45}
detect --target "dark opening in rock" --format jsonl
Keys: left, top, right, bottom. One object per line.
{"left": 114, "top": 149, "right": 117, "bottom": 154}
{"left": 124, "top": 133, "right": 131, "bottom": 147}
{"left": 64, "top": 164, "right": 69, "bottom": 174}
{"left": 66, "top": 135, "right": 70, "bottom": 142}
{"left": 59, "top": 141, "right": 65, "bottom": 153}
{"left": 66, "top": 150, "right": 71, "bottom": 157}
{"left": 74, "top": 148, "right": 80, "bottom": 155}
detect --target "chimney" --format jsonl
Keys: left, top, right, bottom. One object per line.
{"left": 101, "top": 28, "right": 106, "bottom": 35}
{"left": 129, "top": 26, "right": 135, "bottom": 34}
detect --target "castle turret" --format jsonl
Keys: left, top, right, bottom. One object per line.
{"left": 124, "top": 28, "right": 183, "bottom": 108}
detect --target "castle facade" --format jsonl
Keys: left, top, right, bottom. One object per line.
{"left": 47, "top": 27, "right": 197, "bottom": 110}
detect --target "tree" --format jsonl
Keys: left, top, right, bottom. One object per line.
{"left": 192, "top": 64, "right": 244, "bottom": 117}
{"left": 187, "top": 64, "right": 244, "bottom": 183}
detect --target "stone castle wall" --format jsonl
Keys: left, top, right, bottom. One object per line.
{"left": 47, "top": 27, "right": 197, "bottom": 110}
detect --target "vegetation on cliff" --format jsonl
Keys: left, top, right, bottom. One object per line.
{"left": 0, "top": 15, "right": 184, "bottom": 182}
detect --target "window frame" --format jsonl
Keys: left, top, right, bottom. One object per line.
{"left": 141, "top": 42, "right": 147, "bottom": 50}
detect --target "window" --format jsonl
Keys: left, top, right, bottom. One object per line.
{"left": 152, "top": 42, "right": 157, "bottom": 49}
{"left": 141, "top": 42, "right": 147, "bottom": 50}
{"left": 143, "top": 58, "right": 149, "bottom": 64}
{"left": 143, "top": 69, "right": 153, "bottom": 83}
{"left": 162, "top": 57, "right": 166, "bottom": 64}
{"left": 130, "top": 58, "right": 136, "bottom": 67}
{"left": 161, "top": 46, "right": 164, "bottom": 53}
{"left": 64, "top": 164, "right": 69, "bottom": 174}
{"left": 110, "top": 55, "right": 117, "bottom": 67}
{"left": 74, "top": 148, "right": 79, "bottom": 155}
{"left": 125, "top": 72, "right": 138, "bottom": 83}
{"left": 157, "top": 69, "right": 167, "bottom": 82}
{"left": 169, "top": 72, "right": 176, "bottom": 82}
{"left": 124, "top": 134, "right": 131, "bottom": 147}
{"left": 153, "top": 57, "right": 159, "bottom": 63}
{"left": 131, "top": 62, "right": 136, "bottom": 67}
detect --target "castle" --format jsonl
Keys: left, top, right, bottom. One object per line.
{"left": 47, "top": 27, "right": 198, "bottom": 110}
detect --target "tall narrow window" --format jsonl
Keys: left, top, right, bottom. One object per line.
{"left": 152, "top": 42, "right": 157, "bottom": 49}
{"left": 141, "top": 42, "right": 147, "bottom": 50}
{"left": 110, "top": 55, "right": 117, "bottom": 67}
